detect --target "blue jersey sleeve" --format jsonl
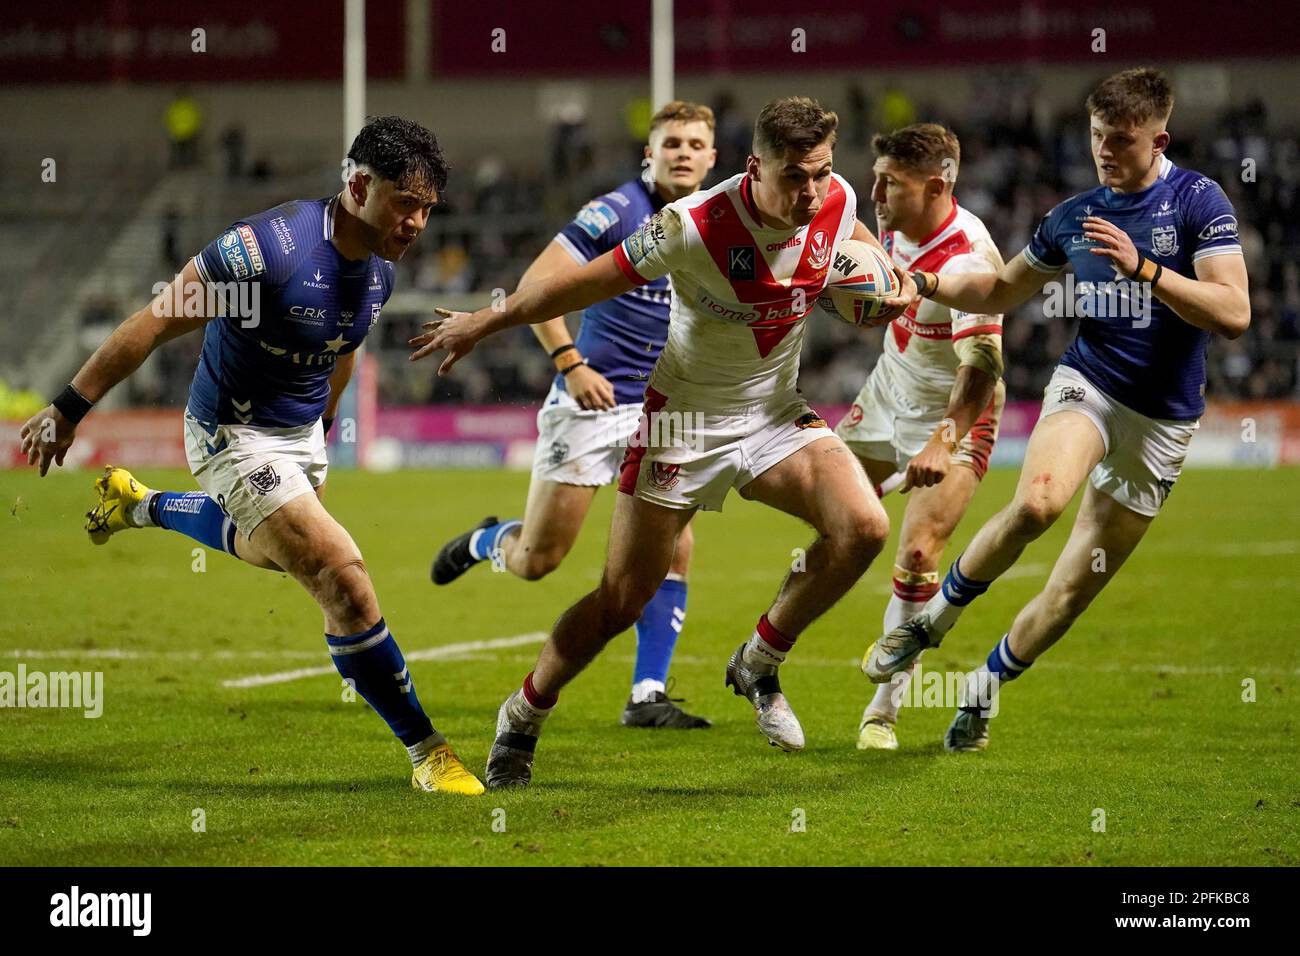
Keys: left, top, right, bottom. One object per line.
{"left": 554, "top": 195, "right": 625, "bottom": 264}
{"left": 1022, "top": 202, "right": 1069, "bottom": 273}
{"left": 195, "top": 221, "right": 277, "bottom": 287}
{"left": 1183, "top": 176, "right": 1242, "bottom": 263}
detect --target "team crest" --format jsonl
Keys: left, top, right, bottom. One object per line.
{"left": 247, "top": 464, "right": 281, "bottom": 496}
{"left": 847, "top": 403, "right": 864, "bottom": 426}
{"left": 807, "top": 230, "right": 830, "bottom": 270}
{"left": 1059, "top": 386, "right": 1086, "bottom": 403}
{"left": 647, "top": 461, "right": 681, "bottom": 491}
{"left": 1150, "top": 225, "right": 1178, "bottom": 257}
{"left": 794, "top": 412, "right": 827, "bottom": 430}
{"left": 549, "top": 440, "right": 569, "bottom": 467}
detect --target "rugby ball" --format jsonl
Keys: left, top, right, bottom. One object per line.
{"left": 818, "top": 239, "right": 902, "bottom": 327}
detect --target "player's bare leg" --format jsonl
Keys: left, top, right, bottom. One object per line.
{"left": 499, "top": 479, "right": 599, "bottom": 580}
{"left": 859, "top": 461, "right": 982, "bottom": 748}
{"left": 486, "top": 493, "right": 693, "bottom": 787}
{"left": 724, "top": 437, "right": 889, "bottom": 750}
{"left": 248, "top": 494, "right": 484, "bottom": 793}
{"left": 865, "top": 411, "right": 1105, "bottom": 680}
{"left": 947, "top": 483, "right": 1153, "bottom": 751}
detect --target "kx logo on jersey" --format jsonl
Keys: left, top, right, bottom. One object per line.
{"left": 728, "top": 246, "right": 755, "bottom": 280}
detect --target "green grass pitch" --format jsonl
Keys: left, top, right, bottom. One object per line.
{"left": 1, "top": 465, "right": 1296, "bottom": 866}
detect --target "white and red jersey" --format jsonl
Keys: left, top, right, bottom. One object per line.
{"left": 612, "top": 172, "right": 858, "bottom": 412}
{"left": 878, "top": 199, "right": 1004, "bottom": 402}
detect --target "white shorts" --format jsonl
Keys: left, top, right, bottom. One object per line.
{"left": 183, "top": 411, "right": 327, "bottom": 534}
{"left": 1039, "top": 365, "right": 1198, "bottom": 517}
{"left": 617, "top": 388, "right": 839, "bottom": 512}
{"left": 532, "top": 383, "right": 644, "bottom": 486}
{"left": 835, "top": 360, "right": 1005, "bottom": 479}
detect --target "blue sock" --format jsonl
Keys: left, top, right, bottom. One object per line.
{"left": 152, "top": 492, "right": 238, "bottom": 555}
{"left": 632, "top": 577, "right": 688, "bottom": 694}
{"left": 941, "top": 554, "right": 992, "bottom": 607}
{"left": 469, "top": 519, "right": 522, "bottom": 562}
{"left": 327, "top": 618, "right": 440, "bottom": 755}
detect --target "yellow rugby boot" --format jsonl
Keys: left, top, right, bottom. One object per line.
{"left": 411, "top": 743, "right": 486, "bottom": 795}
{"left": 85, "top": 466, "right": 152, "bottom": 545}
{"left": 856, "top": 714, "right": 899, "bottom": 751}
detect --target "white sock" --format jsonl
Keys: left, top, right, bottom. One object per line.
{"left": 742, "top": 634, "right": 785, "bottom": 673}
{"left": 406, "top": 730, "right": 448, "bottom": 766}
{"left": 631, "top": 678, "right": 665, "bottom": 703}
{"left": 922, "top": 588, "right": 964, "bottom": 636}
{"left": 131, "top": 492, "right": 158, "bottom": 528}
{"left": 960, "top": 665, "right": 1001, "bottom": 718}
{"left": 867, "top": 594, "right": 926, "bottom": 720}
{"left": 507, "top": 687, "right": 554, "bottom": 733}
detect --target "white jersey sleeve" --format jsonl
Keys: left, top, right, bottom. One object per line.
{"left": 613, "top": 206, "right": 690, "bottom": 286}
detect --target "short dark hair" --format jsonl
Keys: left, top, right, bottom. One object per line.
{"left": 872, "top": 123, "right": 961, "bottom": 178}
{"left": 1085, "top": 67, "right": 1174, "bottom": 127}
{"left": 753, "top": 97, "right": 838, "bottom": 158}
{"left": 346, "top": 115, "right": 449, "bottom": 196}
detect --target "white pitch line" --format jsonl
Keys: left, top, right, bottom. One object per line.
{"left": 221, "top": 632, "right": 549, "bottom": 688}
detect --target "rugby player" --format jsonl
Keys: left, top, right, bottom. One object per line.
{"left": 430, "top": 101, "right": 717, "bottom": 730}
{"left": 411, "top": 98, "right": 918, "bottom": 787}
{"left": 863, "top": 68, "right": 1250, "bottom": 751}
{"left": 834, "top": 124, "right": 1006, "bottom": 750}
{"left": 19, "top": 117, "right": 486, "bottom": 794}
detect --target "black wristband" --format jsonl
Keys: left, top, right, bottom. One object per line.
{"left": 912, "top": 270, "right": 937, "bottom": 298}
{"left": 52, "top": 384, "right": 93, "bottom": 425}
{"left": 323, "top": 416, "right": 335, "bottom": 437}
{"left": 559, "top": 359, "right": 587, "bottom": 376}
{"left": 549, "top": 343, "right": 578, "bottom": 360}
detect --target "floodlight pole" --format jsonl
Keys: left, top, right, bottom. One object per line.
{"left": 651, "top": 0, "right": 673, "bottom": 109}
{"left": 344, "top": 0, "right": 366, "bottom": 151}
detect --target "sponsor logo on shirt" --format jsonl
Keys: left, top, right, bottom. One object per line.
{"left": 270, "top": 216, "right": 296, "bottom": 255}
{"left": 302, "top": 269, "right": 330, "bottom": 290}
{"left": 1154, "top": 200, "right": 1177, "bottom": 218}
{"left": 575, "top": 200, "right": 618, "bottom": 239}
{"left": 1059, "top": 385, "right": 1086, "bottom": 403}
{"left": 1198, "top": 214, "right": 1238, "bottom": 243}
{"left": 219, "top": 225, "right": 265, "bottom": 280}
{"left": 727, "top": 245, "right": 756, "bottom": 280}
{"left": 766, "top": 236, "right": 802, "bottom": 252}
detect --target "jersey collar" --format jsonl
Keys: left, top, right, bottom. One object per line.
{"left": 914, "top": 196, "right": 959, "bottom": 249}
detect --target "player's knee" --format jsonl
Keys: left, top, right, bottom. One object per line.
{"left": 1007, "top": 496, "right": 1061, "bottom": 539}
{"left": 318, "top": 558, "right": 377, "bottom": 629}
{"left": 597, "top": 576, "right": 658, "bottom": 634}
{"left": 512, "top": 545, "right": 565, "bottom": 581}
{"left": 897, "top": 534, "right": 943, "bottom": 573}
{"left": 837, "top": 511, "right": 889, "bottom": 567}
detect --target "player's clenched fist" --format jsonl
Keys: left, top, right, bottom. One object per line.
{"left": 409, "top": 307, "right": 487, "bottom": 375}
{"left": 900, "top": 438, "right": 951, "bottom": 493}
{"left": 19, "top": 405, "right": 77, "bottom": 477}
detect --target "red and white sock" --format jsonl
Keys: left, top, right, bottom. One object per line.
{"left": 508, "top": 671, "right": 558, "bottom": 728}
{"left": 867, "top": 570, "right": 939, "bottom": 720}
{"left": 742, "top": 613, "right": 794, "bottom": 673}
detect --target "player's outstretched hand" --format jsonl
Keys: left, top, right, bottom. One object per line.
{"left": 1083, "top": 216, "right": 1139, "bottom": 276}
{"left": 19, "top": 404, "right": 77, "bottom": 477}
{"left": 900, "top": 439, "right": 950, "bottom": 493}
{"left": 567, "top": 365, "right": 616, "bottom": 411}
{"left": 409, "top": 307, "right": 486, "bottom": 375}
{"left": 874, "top": 266, "right": 920, "bottom": 325}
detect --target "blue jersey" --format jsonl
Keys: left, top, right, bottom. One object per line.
{"left": 188, "top": 196, "right": 395, "bottom": 427}
{"left": 553, "top": 174, "right": 672, "bottom": 406}
{"left": 1023, "top": 156, "right": 1242, "bottom": 420}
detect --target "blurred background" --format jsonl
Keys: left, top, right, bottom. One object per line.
{"left": 2, "top": 0, "right": 1298, "bottom": 471}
